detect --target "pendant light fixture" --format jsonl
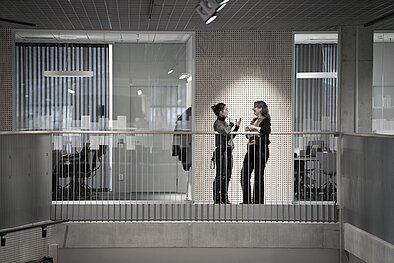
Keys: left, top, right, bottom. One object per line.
{"left": 43, "top": 70, "right": 93, "bottom": 77}
{"left": 44, "top": 43, "right": 94, "bottom": 78}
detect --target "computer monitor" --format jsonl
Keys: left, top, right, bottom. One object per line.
{"left": 306, "top": 140, "right": 324, "bottom": 156}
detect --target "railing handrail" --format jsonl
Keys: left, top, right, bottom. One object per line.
{"left": 0, "top": 219, "right": 68, "bottom": 246}
{"left": 341, "top": 131, "right": 394, "bottom": 138}
{"left": 0, "top": 219, "right": 68, "bottom": 236}
{"left": 0, "top": 130, "right": 341, "bottom": 136}
{"left": 4, "top": 130, "right": 394, "bottom": 138}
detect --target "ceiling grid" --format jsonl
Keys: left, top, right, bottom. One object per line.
{"left": 0, "top": 0, "right": 393, "bottom": 31}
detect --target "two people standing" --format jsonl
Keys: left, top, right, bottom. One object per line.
{"left": 212, "top": 101, "right": 271, "bottom": 204}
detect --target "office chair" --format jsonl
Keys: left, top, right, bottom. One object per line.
{"left": 52, "top": 144, "right": 106, "bottom": 200}
{"left": 316, "top": 151, "right": 337, "bottom": 202}
{"left": 294, "top": 153, "right": 319, "bottom": 201}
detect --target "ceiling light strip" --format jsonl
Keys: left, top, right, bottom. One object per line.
{"left": 43, "top": 70, "right": 94, "bottom": 77}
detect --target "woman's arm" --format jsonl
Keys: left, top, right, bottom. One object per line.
{"left": 214, "top": 120, "right": 234, "bottom": 135}
{"left": 232, "top": 123, "right": 240, "bottom": 138}
{"left": 249, "top": 118, "right": 271, "bottom": 134}
{"left": 259, "top": 118, "right": 271, "bottom": 134}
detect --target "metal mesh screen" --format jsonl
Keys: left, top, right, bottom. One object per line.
{"left": 194, "top": 31, "right": 293, "bottom": 203}
{"left": 0, "top": 28, "right": 13, "bottom": 131}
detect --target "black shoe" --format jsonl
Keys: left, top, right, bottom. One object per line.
{"left": 222, "top": 199, "right": 231, "bottom": 204}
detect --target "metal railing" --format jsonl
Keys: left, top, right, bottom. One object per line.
{"left": 48, "top": 130, "right": 339, "bottom": 222}
{"left": 0, "top": 219, "right": 68, "bottom": 246}
{"left": 0, "top": 131, "right": 339, "bottom": 223}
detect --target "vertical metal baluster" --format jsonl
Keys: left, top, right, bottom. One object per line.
{"left": 131, "top": 133, "right": 135, "bottom": 221}
{"left": 171, "top": 134, "right": 174, "bottom": 220}
{"left": 132, "top": 134, "right": 135, "bottom": 221}
{"left": 148, "top": 133, "right": 151, "bottom": 221}
{"left": 133, "top": 133, "right": 136, "bottom": 220}
{"left": 111, "top": 134, "right": 116, "bottom": 220}
{"left": 127, "top": 133, "right": 131, "bottom": 222}
{"left": 143, "top": 133, "right": 146, "bottom": 221}
{"left": 121, "top": 133, "right": 124, "bottom": 221}
{"left": 136, "top": 133, "right": 140, "bottom": 221}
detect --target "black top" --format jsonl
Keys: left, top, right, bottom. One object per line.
{"left": 254, "top": 117, "right": 271, "bottom": 146}
{"left": 214, "top": 116, "right": 240, "bottom": 149}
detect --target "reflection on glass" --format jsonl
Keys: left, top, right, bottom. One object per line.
{"left": 16, "top": 43, "right": 110, "bottom": 130}
{"left": 112, "top": 43, "right": 191, "bottom": 130}
{"left": 372, "top": 32, "right": 394, "bottom": 134}
{"left": 15, "top": 37, "right": 193, "bottom": 132}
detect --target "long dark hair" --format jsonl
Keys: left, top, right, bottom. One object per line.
{"left": 254, "top": 100, "right": 271, "bottom": 121}
{"left": 211, "top": 103, "right": 226, "bottom": 117}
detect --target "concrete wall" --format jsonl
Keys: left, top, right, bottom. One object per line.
{"left": 339, "top": 26, "right": 373, "bottom": 133}
{"left": 342, "top": 134, "right": 394, "bottom": 263}
{"left": 343, "top": 223, "right": 393, "bottom": 263}
{"left": 57, "top": 247, "right": 338, "bottom": 263}
{"left": 0, "top": 134, "right": 52, "bottom": 229}
{"left": 50, "top": 222, "right": 339, "bottom": 263}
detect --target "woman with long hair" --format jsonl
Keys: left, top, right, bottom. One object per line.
{"left": 241, "top": 100, "right": 271, "bottom": 204}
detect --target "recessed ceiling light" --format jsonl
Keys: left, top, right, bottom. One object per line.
{"left": 67, "top": 88, "right": 75, "bottom": 94}
{"left": 206, "top": 15, "right": 217, "bottom": 24}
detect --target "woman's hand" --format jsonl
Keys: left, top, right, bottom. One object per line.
{"left": 235, "top": 118, "right": 242, "bottom": 126}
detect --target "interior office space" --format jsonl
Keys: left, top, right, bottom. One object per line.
{"left": 1, "top": 1, "right": 394, "bottom": 263}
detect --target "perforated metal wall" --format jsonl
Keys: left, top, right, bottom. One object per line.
{"left": 194, "top": 31, "right": 293, "bottom": 203}
{"left": 0, "top": 227, "right": 51, "bottom": 263}
{"left": 0, "top": 28, "right": 13, "bottom": 131}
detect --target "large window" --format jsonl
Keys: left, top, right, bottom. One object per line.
{"left": 15, "top": 32, "right": 193, "bottom": 131}
{"left": 294, "top": 35, "right": 338, "bottom": 133}
{"left": 16, "top": 43, "right": 110, "bottom": 130}
{"left": 293, "top": 33, "right": 338, "bottom": 202}
{"left": 293, "top": 33, "right": 338, "bottom": 152}
{"left": 15, "top": 31, "right": 194, "bottom": 200}
{"left": 112, "top": 42, "right": 191, "bottom": 130}
{"left": 372, "top": 32, "right": 394, "bottom": 134}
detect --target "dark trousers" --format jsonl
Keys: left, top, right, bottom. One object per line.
{"left": 213, "top": 147, "right": 233, "bottom": 204}
{"left": 241, "top": 144, "right": 269, "bottom": 204}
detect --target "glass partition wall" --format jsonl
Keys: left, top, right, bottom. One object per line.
{"left": 14, "top": 31, "right": 194, "bottom": 202}
{"left": 372, "top": 32, "right": 394, "bottom": 134}
{"left": 15, "top": 32, "right": 193, "bottom": 131}
{"left": 112, "top": 42, "right": 191, "bottom": 130}
{"left": 293, "top": 33, "right": 338, "bottom": 202}
{"left": 16, "top": 43, "right": 110, "bottom": 130}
